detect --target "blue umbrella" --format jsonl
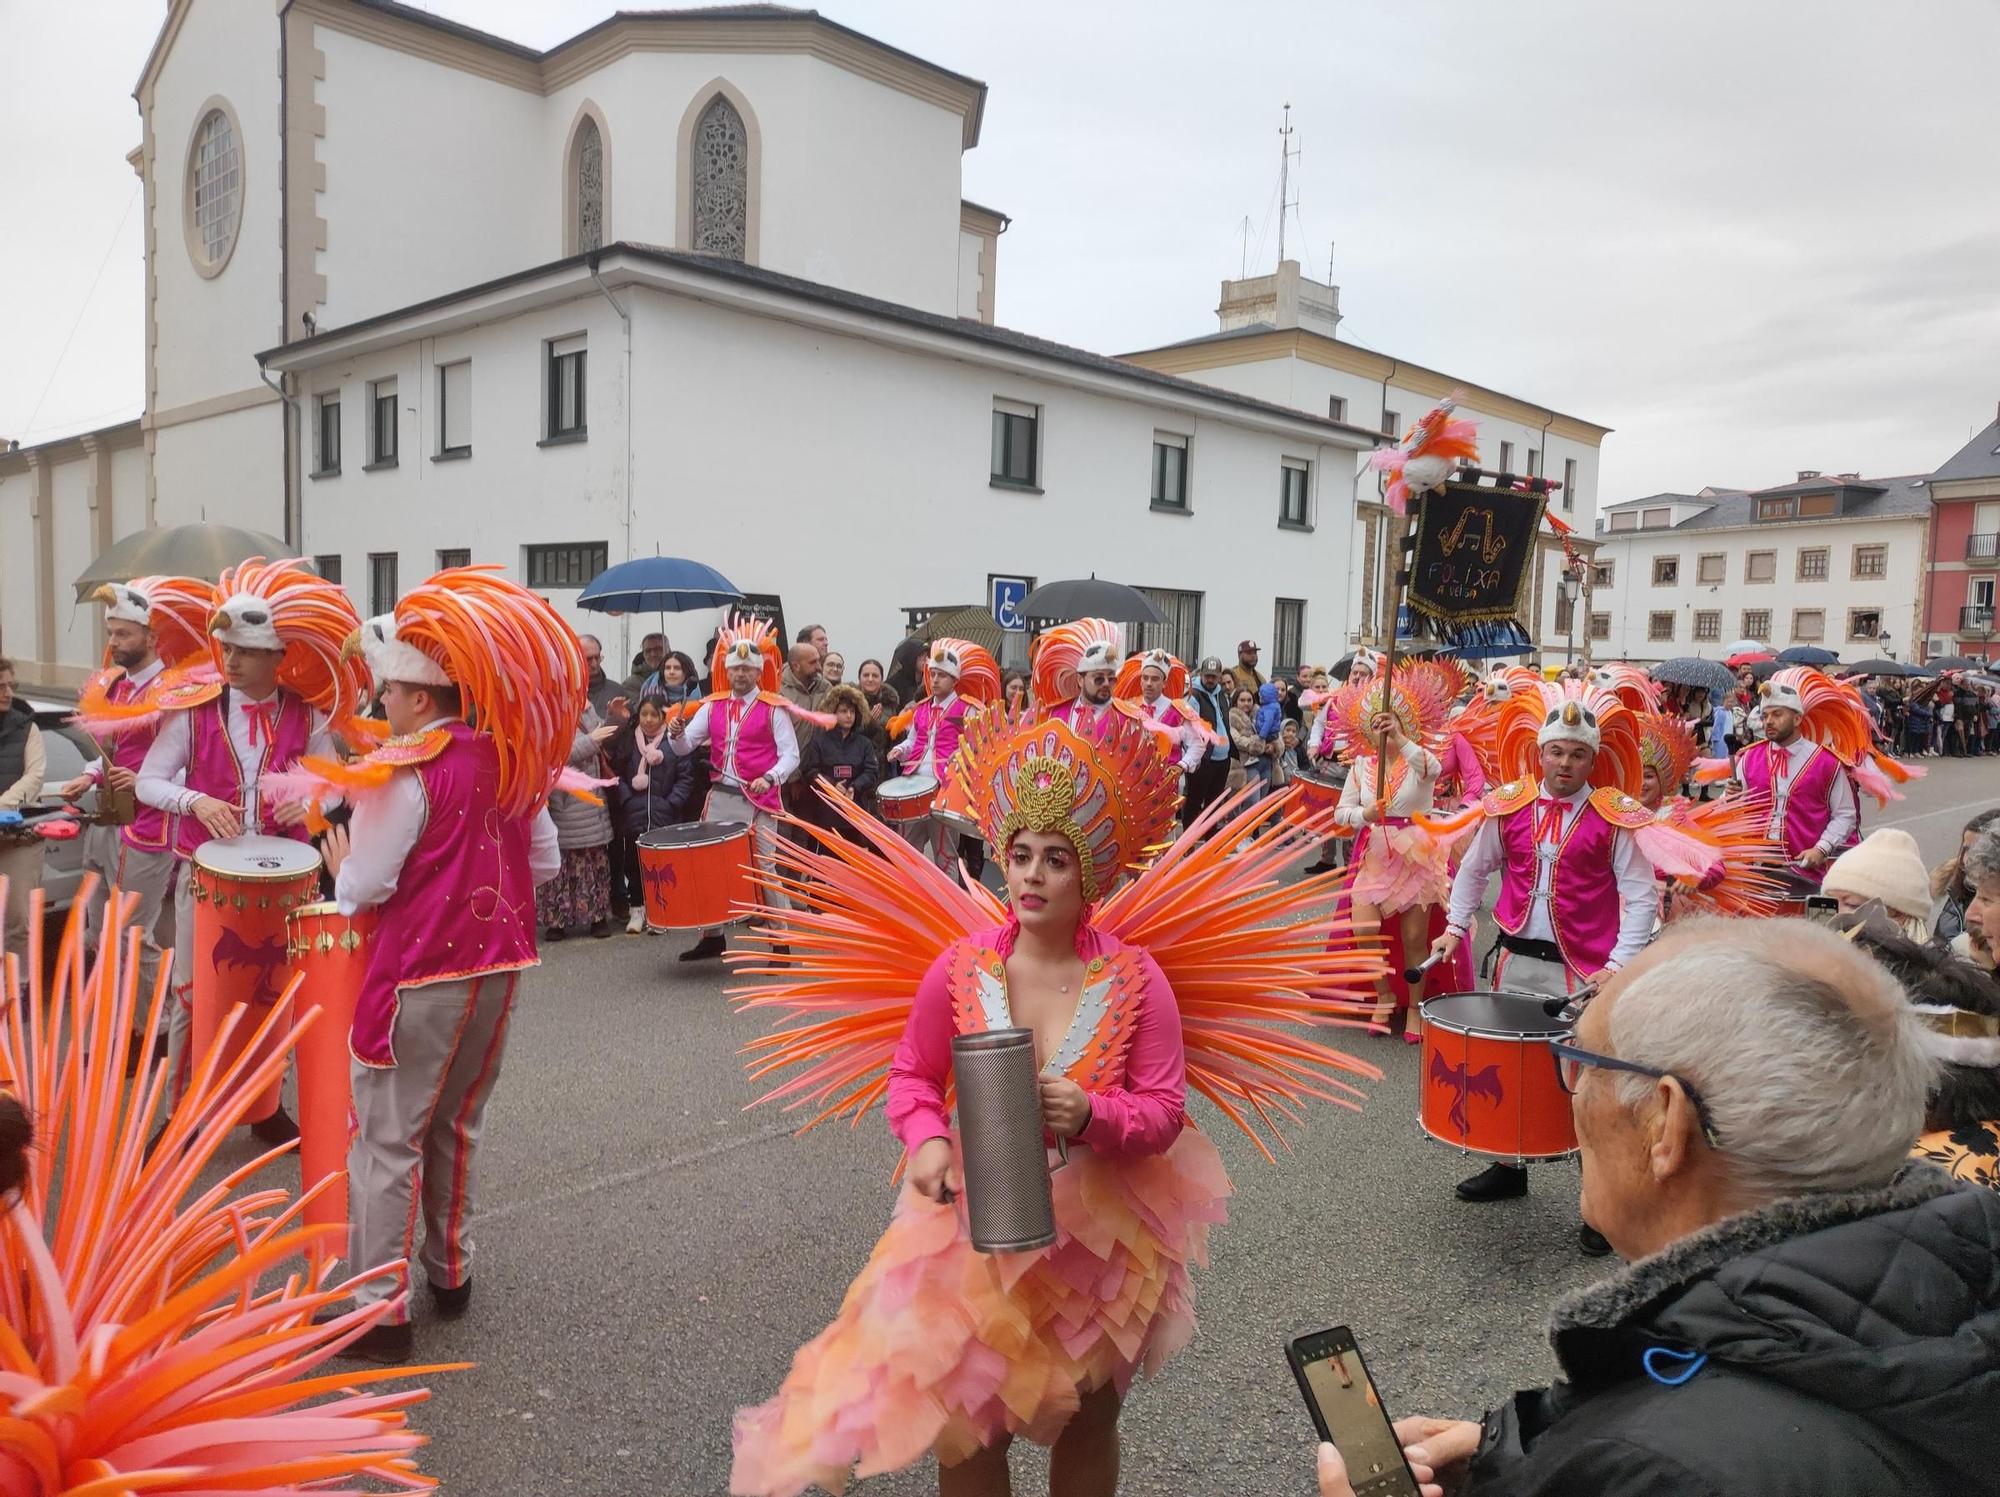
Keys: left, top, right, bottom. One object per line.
{"left": 1776, "top": 644, "right": 1840, "bottom": 666}
{"left": 576, "top": 556, "right": 743, "bottom": 614}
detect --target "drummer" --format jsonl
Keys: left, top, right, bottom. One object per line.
{"left": 1733, "top": 674, "right": 1859, "bottom": 884}
{"left": 317, "top": 576, "right": 566, "bottom": 1364}
{"left": 669, "top": 628, "right": 800, "bottom": 963}
{"left": 1116, "top": 648, "right": 1207, "bottom": 776}
{"left": 135, "top": 560, "right": 358, "bottom": 1133}
{"left": 885, "top": 640, "right": 976, "bottom": 875}
{"left": 1425, "top": 693, "right": 1658, "bottom": 1231}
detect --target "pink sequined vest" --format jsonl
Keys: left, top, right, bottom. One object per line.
{"left": 712, "top": 694, "right": 783, "bottom": 813}
{"left": 1492, "top": 796, "right": 1623, "bottom": 976}
{"left": 903, "top": 696, "right": 968, "bottom": 775}
{"left": 351, "top": 722, "right": 537, "bottom": 1068}
{"left": 1738, "top": 740, "right": 1855, "bottom": 881}
{"left": 172, "top": 689, "right": 313, "bottom": 859}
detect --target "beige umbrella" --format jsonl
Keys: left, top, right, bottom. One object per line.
{"left": 915, "top": 604, "right": 1004, "bottom": 657}
{"left": 73, "top": 524, "right": 303, "bottom": 601}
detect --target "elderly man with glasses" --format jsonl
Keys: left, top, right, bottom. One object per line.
{"left": 1313, "top": 916, "right": 2000, "bottom": 1497}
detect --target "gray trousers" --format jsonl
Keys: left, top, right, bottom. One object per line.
{"left": 702, "top": 787, "right": 790, "bottom": 939}
{"left": 0, "top": 840, "right": 45, "bottom": 962}
{"left": 348, "top": 971, "right": 520, "bottom": 1320}
{"left": 81, "top": 829, "right": 177, "bottom": 1036}
{"left": 1490, "top": 947, "right": 1583, "bottom": 1000}
{"left": 165, "top": 862, "right": 198, "bottom": 1106}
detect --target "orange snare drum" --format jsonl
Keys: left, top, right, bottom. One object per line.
{"left": 1417, "top": 991, "right": 1577, "bottom": 1163}
{"left": 190, "top": 835, "right": 321, "bottom": 1124}
{"left": 1293, "top": 764, "right": 1345, "bottom": 816}
{"left": 638, "top": 821, "right": 755, "bottom": 931}
{"left": 877, "top": 772, "right": 939, "bottom": 825}
{"left": 286, "top": 901, "right": 375, "bottom": 1250}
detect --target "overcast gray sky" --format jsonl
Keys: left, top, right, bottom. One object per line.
{"left": 4, "top": 0, "right": 1996, "bottom": 499}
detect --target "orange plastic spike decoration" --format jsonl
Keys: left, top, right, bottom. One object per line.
{"left": 0, "top": 876, "right": 464, "bottom": 1494}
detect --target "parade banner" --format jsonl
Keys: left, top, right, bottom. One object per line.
{"left": 1405, "top": 479, "right": 1550, "bottom": 629}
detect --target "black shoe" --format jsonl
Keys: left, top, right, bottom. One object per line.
{"left": 1455, "top": 1162, "right": 1528, "bottom": 1202}
{"left": 1577, "top": 1223, "right": 1613, "bottom": 1257}
{"left": 429, "top": 1278, "right": 473, "bottom": 1317}
{"left": 679, "top": 933, "right": 727, "bottom": 963}
{"left": 544, "top": 925, "right": 566, "bottom": 943}
{"left": 590, "top": 917, "right": 612, "bottom": 939}
{"left": 341, "top": 1321, "right": 415, "bottom": 1364}
{"left": 251, "top": 1107, "right": 301, "bottom": 1146}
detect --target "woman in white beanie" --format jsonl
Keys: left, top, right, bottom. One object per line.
{"left": 1822, "top": 827, "right": 1935, "bottom": 942}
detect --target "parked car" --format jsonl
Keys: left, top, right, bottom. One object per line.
{"left": 22, "top": 697, "right": 98, "bottom": 915}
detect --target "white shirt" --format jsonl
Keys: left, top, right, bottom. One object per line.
{"left": 1445, "top": 782, "right": 1659, "bottom": 971}
{"left": 334, "top": 717, "right": 561, "bottom": 913}
{"left": 82, "top": 656, "right": 166, "bottom": 781}
{"left": 1141, "top": 690, "right": 1203, "bottom": 774}
{"left": 670, "top": 690, "right": 801, "bottom": 788}
{"left": 1334, "top": 740, "right": 1440, "bottom": 827}
{"left": 1756, "top": 735, "right": 1861, "bottom": 856}
{"left": 914, "top": 691, "right": 960, "bottom": 775}
{"left": 136, "top": 688, "right": 338, "bottom": 834}
{"left": 1066, "top": 697, "right": 1115, "bottom": 732}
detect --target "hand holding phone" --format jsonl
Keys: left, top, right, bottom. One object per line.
{"left": 1288, "top": 1327, "right": 1424, "bottom": 1497}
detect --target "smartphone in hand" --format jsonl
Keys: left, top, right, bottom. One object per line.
{"left": 1287, "top": 1326, "right": 1423, "bottom": 1497}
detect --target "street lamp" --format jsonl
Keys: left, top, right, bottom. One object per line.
{"left": 1878, "top": 632, "right": 1894, "bottom": 662}
{"left": 1561, "top": 570, "right": 1583, "bottom": 666}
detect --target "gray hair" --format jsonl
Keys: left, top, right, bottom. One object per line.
{"left": 1608, "top": 919, "right": 1933, "bottom": 1201}
{"left": 1964, "top": 828, "right": 2000, "bottom": 892}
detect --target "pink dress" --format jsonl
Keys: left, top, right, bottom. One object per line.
{"left": 729, "top": 921, "right": 1231, "bottom": 1495}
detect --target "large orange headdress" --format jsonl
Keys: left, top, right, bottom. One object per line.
{"left": 1030, "top": 618, "right": 1123, "bottom": 706}
{"left": 209, "top": 557, "right": 370, "bottom": 727}
{"left": 708, "top": 613, "right": 782, "bottom": 694}
{"left": 1635, "top": 709, "right": 1698, "bottom": 790}
{"left": 350, "top": 565, "right": 589, "bottom": 817}
{"left": 1492, "top": 676, "right": 1644, "bottom": 793}
{"left": 921, "top": 637, "right": 1000, "bottom": 706}
{"left": 1760, "top": 666, "right": 1919, "bottom": 804}
{"left": 93, "top": 575, "right": 216, "bottom": 667}
{"left": 952, "top": 710, "right": 1179, "bottom": 904}
{"left": 1324, "top": 659, "right": 1458, "bottom": 760}
{"left": 1115, "top": 647, "right": 1189, "bottom": 702}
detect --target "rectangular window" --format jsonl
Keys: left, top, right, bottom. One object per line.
{"left": 1554, "top": 591, "right": 1574, "bottom": 634}
{"left": 1498, "top": 440, "right": 1514, "bottom": 472}
{"left": 546, "top": 336, "right": 587, "bottom": 441}
{"left": 1273, "top": 598, "right": 1306, "bottom": 675}
{"left": 1610, "top": 511, "right": 1637, "bottom": 532}
{"left": 367, "top": 378, "right": 398, "bottom": 467}
{"left": 437, "top": 548, "right": 471, "bottom": 570}
{"left": 368, "top": 552, "right": 398, "bottom": 616}
{"left": 1562, "top": 457, "right": 1577, "bottom": 512}
{"left": 1847, "top": 608, "right": 1881, "bottom": 641}
{"left": 1759, "top": 496, "right": 1797, "bottom": 520}
{"left": 1279, "top": 459, "right": 1312, "bottom": 529}
{"left": 1697, "top": 553, "right": 1726, "bottom": 584}
{"left": 1741, "top": 608, "right": 1772, "bottom": 640}
{"left": 1648, "top": 611, "right": 1675, "bottom": 642}
{"left": 1150, "top": 432, "right": 1189, "bottom": 511}
{"left": 991, "top": 398, "right": 1039, "bottom": 488}
{"left": 1592, "top": 559, "right": 1615, "bottom": 588}
{"left": 1132, "top": 587, "right": 1203, "bottom": 668}
{"left": 1693, "top": 610, "right": 1721, "bottom": 641}
{"left": 312, "top": 554, "right": 341, "bottom": 584}
{"left": 437, "top": 360, "right": 471, "bottom": 457}
{"left": 1381, "top": 408, "right": 1401, "bottom": 437}
{"left": 1652, "top": 556, "right": 1680, "bottom": 586}
{"left": 524, "top": 541, "right": 607, "bottom": 589}
{"left": 1588, "top": 612, "right": 1611, "bottom": 641}
{"left": 1526, "top": 447, "right": 1540, "bottom": 477}
{"left": 1797, "top": 547, "right": 1830, "bottom": 581}
{"left": 1852, "top": 544, "right": 1887, "bottom": 578}
{"left": 1327, "top": 395, "right": 1347, "bottom": 423}
{"left": 1791, "top": 608, "right": 1825, "bottom": 642}
{"left": 1642, "top": 506, "right": 1672, "bottom": 528}
{"left": 313, "top": 394, "right": 340, "bottom": 476}
{"left": 1745, "top": 550, "right": 1776, "bottom": 583}
{"left": 1799, "top": 493, "right": 1837, "bottom": 518}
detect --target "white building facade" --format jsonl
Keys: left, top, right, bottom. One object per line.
{"left": 1589, "top": 473, "right": 1933, "bottom": 664}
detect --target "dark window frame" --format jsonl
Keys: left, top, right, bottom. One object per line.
{"left": 991, "top": 403, "right": 1039, "bottom": 489}
{"left": 437, "top": 360, "right": 471, "bottom": 459}
{"left": 1131, "top": 586, "right": 1203, "bottom": 668}
{"left": 312, "top": 554, "right": 342, "bottom": 584}
{"left": 313, "top": 394, "right": 341, "bottom": 476}
{"left": 545, "top": 341, "right": 587, "bottom": 442}
{"left": 1273, "top": 597, "right": 1306, "bottom": 675}
{"left": 1150, "top": 433, "right": 1189, "bottom": 511}
{"left": 366, "top": 380, "right": 398, "bottom": 468}
{"left": 367, "top": 552, "right": 399, "bottom": 616}
{"left": 1279, "top": 459, "right": 1312, "bottom": 530}
{"left": 436, "top": 548, "right": 472, "bottom": 570}
{"left": 524, "top": 541, "right": 608, "bottom": 590}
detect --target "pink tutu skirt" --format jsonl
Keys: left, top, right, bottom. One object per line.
{"left": 1350, "top": 822, "right": 1451, "bottom": 914}
{"left": 729, "top": 1128, "right": 1231, "bottom": 1496}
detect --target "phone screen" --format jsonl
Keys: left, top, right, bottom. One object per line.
{"left": 1805, "top": 895, "right": 1840, "bottom": 925}
{"left": 1288, "top": 1327, "right": 1421, "bottom": 1497}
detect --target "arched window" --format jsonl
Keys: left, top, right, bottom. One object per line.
{"left": 690, "top": 95, "right": 748, "bottom": 260}
{"left": 575, "top": 117, "right": 604, "bottom": 252}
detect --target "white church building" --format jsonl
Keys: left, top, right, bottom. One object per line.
{"left": 4, "top": 0, "right": 1609, "bottom": 685}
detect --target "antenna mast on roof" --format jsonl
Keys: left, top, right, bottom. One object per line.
{"left": 1277, "top": 103, "right": 1299, "bottom": 265}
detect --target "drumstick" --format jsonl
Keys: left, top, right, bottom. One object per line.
{"left": 1402, "top": 950, "right": 1446, "bottom": 984}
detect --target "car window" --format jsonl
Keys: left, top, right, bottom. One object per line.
{"left": 31, "top": 716, "right": 91, "bottom": 799}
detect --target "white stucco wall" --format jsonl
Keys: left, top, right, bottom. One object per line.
{"left": 110, "top": 445, "right": 150, "bottom": 538}
{"left": 151, "top": 404, "right": 287, "bottom": 535}
{"left": 0, "top": 479, "right": 35, "bottom": 661}
{"left": 146, "top": 0, "right": 283, "bottom": 411}
{"left": 957, "top": 230, "right": 984, "bottom": 319}
{"left": 1591, "top": 516, "right": 1930, "bottom": 662}
{"left": 49, "top": 459, "right": 97, "bottom": 667}
{"left": 287, "top": 286, "right": 1364, "bottom": 668}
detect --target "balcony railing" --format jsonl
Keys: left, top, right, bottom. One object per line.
{"left": 1967, "top": 533, "right": 2000, "bottom": 562}
{"left": 1961, "top": 606, "right": 1996, "bottom": 635}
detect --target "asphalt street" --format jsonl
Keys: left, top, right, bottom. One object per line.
{"left": 207, "top": 756, "right": 1994, "bottom": 1495}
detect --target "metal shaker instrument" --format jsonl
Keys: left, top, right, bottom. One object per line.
{"left": 951, "top": 1027, "right": 1057, "bottom": 1254}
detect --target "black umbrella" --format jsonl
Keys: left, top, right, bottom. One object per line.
{"left": 1019, "top": 577, "right": 1164, "bottom": 626}
{"left": 1927, "top": 655, "right": 1982, "bottom": 672}
{"left": 1843, "top": 658, "right": 1919, "bottom": 678}
{"left": 1651, "top": 657, "right": 1736, "bottom": 694}
{"left": 1776, "top": 644, "right": 1840, "bottom": 666}
{"left": 1750, "top": 659, "right": 1783, "bottom": 680}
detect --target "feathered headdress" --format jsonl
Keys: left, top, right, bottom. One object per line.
{"left": 1635, "top": 709, "right": 1698, "bottom": 790}
{"left": 1590, "top": 662, "right": 1662, "bottom": 714}
{"left": 1760, "top": 666, "right": 1921, "bottom": 805}
{"left": 1492, "top": 677, "right": 1643, "bottom": 793}
{"left": 1324, "top": 662, "right": 1456, "bottom": 761}
{"left": 920, "top": 637, "right": 1000, "bottom": 706}
{"left": 680, "top": 613, "right": 834, "bottom": 731}
{"left": 1368, "top": 396, "right": 1480, "bottom": 514}
{"left": 208, "top": 556, "right": 371, "bottom": 729}
{"left": 1030, "top": 618, "right": 1123, "bottom": 706}
{"left": 1115, "top": 647, "right": 1188, "bottom": 702}
{"left": 952, "top": 710, "right": 1179, "bottom": 905}
{"left": 95, "top": 575, "right": 216, "bottom": 666}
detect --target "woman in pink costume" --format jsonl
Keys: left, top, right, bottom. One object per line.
{"left": 728, "top": 711, "right": 1383, "bottom": 1496}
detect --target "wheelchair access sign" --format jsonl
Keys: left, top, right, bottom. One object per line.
{"left": 989, "top": 574, "right": 1033, "bottom": 633}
